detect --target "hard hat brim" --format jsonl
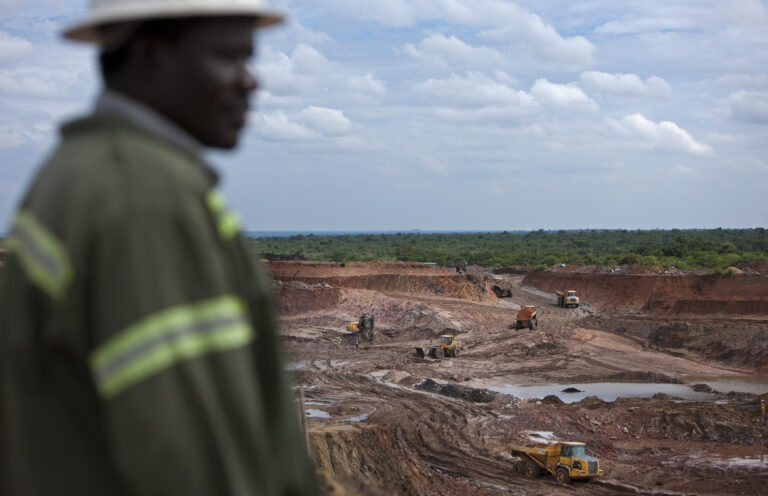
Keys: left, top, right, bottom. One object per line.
{"left": 63, "top": 3, "right": 284, "bottom": 42}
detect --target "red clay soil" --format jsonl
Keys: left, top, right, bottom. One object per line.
{"left": 267, "top": 261, "right": 456, "bottom": 278}
{"left": 523, "top": 271, "right": 768, "bottom": 316}
{"left": 267, "top": 261, "right": 496, "bottom": 303}
{"left": 273, "top": 286, "right": 347, "bottom": 314}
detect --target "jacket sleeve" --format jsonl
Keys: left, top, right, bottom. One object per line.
{"left": 86, "top": 210, "right": 317, "bottom": 495}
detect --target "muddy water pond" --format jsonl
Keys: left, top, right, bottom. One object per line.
{"left": 489, "top": 382, "right": 720, "bottom": 403}
{"left": 680, "top": 374, "right": 768, "bottom": 395}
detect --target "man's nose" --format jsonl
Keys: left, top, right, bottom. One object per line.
{"left": 242, "top": 65, "right": 258, "bottom": 93}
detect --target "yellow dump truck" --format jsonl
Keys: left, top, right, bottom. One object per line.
{"left": 514, "top": 305, "right": 538, "bottom": 330}
{"left": 510, "top": 441, "right": 602, "bottom": 484}
{"left": 415, "top": 334, "right": 461, "bottom": 359}
{"left": 557, "top": 290, "right": 580, "bottom": 308}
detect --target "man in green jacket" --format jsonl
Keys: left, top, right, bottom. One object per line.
{"left": 0, "top": 1, "right": 319, "bottom": 494}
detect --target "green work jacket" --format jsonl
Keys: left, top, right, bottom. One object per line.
{"left": 0, "top": 114, "right": 318, "bottom": 495}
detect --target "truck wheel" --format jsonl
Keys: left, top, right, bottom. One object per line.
{"left": 453, "top": 347, "right": 460, "bottom": 357}
{"left": 513, "top": 461, "right": 524, "bottom": 476}
{"left": 528, "top": 321, "right": 534, "bottom": 330}
{"left": 434, "top": 348, "right": 444, "bottom": 359}
{"left": 555, "top": 467, "right": 571, "bottom": 484}
{"left": 524, "top": 462, "right": 540, "bottom": 478}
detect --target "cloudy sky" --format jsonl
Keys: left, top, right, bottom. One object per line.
{"left": 1, "top": 1, "right": 767, "bottom": 232}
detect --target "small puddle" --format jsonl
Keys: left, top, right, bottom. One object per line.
{"left": 675, "top": 446, "right": 768, "bottom": 469}
{"left": 523, "top": 430, "right": 554, "bottom": 443}
{"left": 347, "top": 414, "right": 369, "bottom": 423}
{"left": 490, "top": 382, "right": 719, "bottom": 403}
{"left": 306, "top": 409, "right": 331, "bottom": 419}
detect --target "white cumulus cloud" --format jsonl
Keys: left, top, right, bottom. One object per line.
{"left": 252, "top": 106, "right": 353, "bottom": 141}
{"left": 297, "top": 106, "right": 352, "bottom": 136}
{"left": 346, "top": 73, "right": 386, "bottom": 96}
{"left": 616, "top": 114, "right": 713, "bottom": 156}
{"left": 403, "top": 33, "right": 504, "bottom": 68}
{"left": 289, "top": 43, "right": 330, "bottom": 75}
{"left": 480, "top": 7, "right": 595, "bottom": 67}
{"left": 411, "top": 72, "right": 535, "bottom": 109}
{"left": 580, "top": 71, "right": 671, "bottom": 98}
{"left": 325, "top": 0, "right": 595, "bottom": 67}
{"left": 257, "top": 44, "right": 332, "bottom": 97}
{"left": 530, "top": 79, "right": 598, "bottom": 111}
{"left": 252, "top": 110, "right": 318, "bottom": 141}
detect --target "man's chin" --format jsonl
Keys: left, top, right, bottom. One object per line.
{"left": 202, "top": 131, "right": 240, "bottom": 150}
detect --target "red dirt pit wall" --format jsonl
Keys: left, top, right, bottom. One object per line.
{"left": 267, "top": 261, "right": 455, "bottom": 278}
{"left": 272, "top": 287, "right": 346, "bottom": 315}
{"left": 267, "top": 262, "right": 495, "bottom": 302}
{"left": 523, "top": 271, "right": 768, "bottom": 316}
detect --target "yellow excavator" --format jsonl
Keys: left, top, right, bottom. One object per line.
{"left": 346, "top": 313, "right": 375, "bottom": 340}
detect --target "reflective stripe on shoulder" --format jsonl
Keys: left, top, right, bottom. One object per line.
{"left": 206, "top": 190, "right": 241, "bottom": 241}
{"left": 6, "top": 210, "right": 73, "bottom": 300}
{"left": 89, "top": 295, "right": 253, "bottom": 400}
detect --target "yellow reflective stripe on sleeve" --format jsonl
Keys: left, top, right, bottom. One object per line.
{"left": 6, "top": 210, "right": 73, "bottom": 300}
{"left": 206, "top": 190, "right": 241, "bottom": 241}
{"left": 89, "top": 295, "right": 253, "bottom": 400}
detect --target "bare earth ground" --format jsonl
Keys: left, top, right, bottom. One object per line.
{"left": 269, "top": 261, "right": 768, "bottom": 496}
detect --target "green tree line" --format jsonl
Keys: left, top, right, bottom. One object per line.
{"left": 245, "top": 228, "right": 768, "bottom": 271}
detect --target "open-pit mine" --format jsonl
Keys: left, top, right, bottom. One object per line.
{"left": 270, "top": 261, "right": 768, "bottom": 495}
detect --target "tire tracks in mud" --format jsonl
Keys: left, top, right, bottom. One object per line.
{"left": 305, "top": 372, "right": 635, "bottom": 495}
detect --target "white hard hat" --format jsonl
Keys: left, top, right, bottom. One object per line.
{"left": 63, "top": 0, "right": 284, "bottom": 42}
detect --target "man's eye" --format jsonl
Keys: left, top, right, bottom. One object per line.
{"left": 216, "top": 49, "right": 250, "bottom": 61}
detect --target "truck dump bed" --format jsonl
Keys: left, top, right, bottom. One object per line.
{"left": 516, "top": 307, "right": 536, "bottom": 320}
{"left": 509, "top": 443, "right": 559, "bottom": 473}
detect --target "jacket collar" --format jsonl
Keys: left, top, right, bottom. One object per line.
{"left": 94, "top": 89, "right": 205, "bottom": 160}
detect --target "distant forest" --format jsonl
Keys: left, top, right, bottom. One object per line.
{"left": 246, "top": 228, "right": 768, "bottom": 271}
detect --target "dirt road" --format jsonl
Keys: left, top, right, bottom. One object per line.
{"left": 272, "top": 262, "right": 768, "bottom": 495}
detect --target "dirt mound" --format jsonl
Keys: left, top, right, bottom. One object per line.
{"left": 416, "top": 379, "right": 497, "bottom": 403}
{"left": 629, "top": 265, "right": 662, "bottom": 275}
{"left": 541, "top": 395, "right": 564, "bottom": 406}
{"left": 575, "top": 395, "right": 608, "bottom": 409}
{"left": 310, "top": 424, "right": 434, "bottom": 495}
{"left": 269, "top": 261, "right": 495, "bottom": 302}
{"left": 523, "top": 271, "right": 768, "bottom": 316}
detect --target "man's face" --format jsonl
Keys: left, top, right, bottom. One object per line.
{"left": 157, "top": 17, "right": 257, "bottom": 149}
